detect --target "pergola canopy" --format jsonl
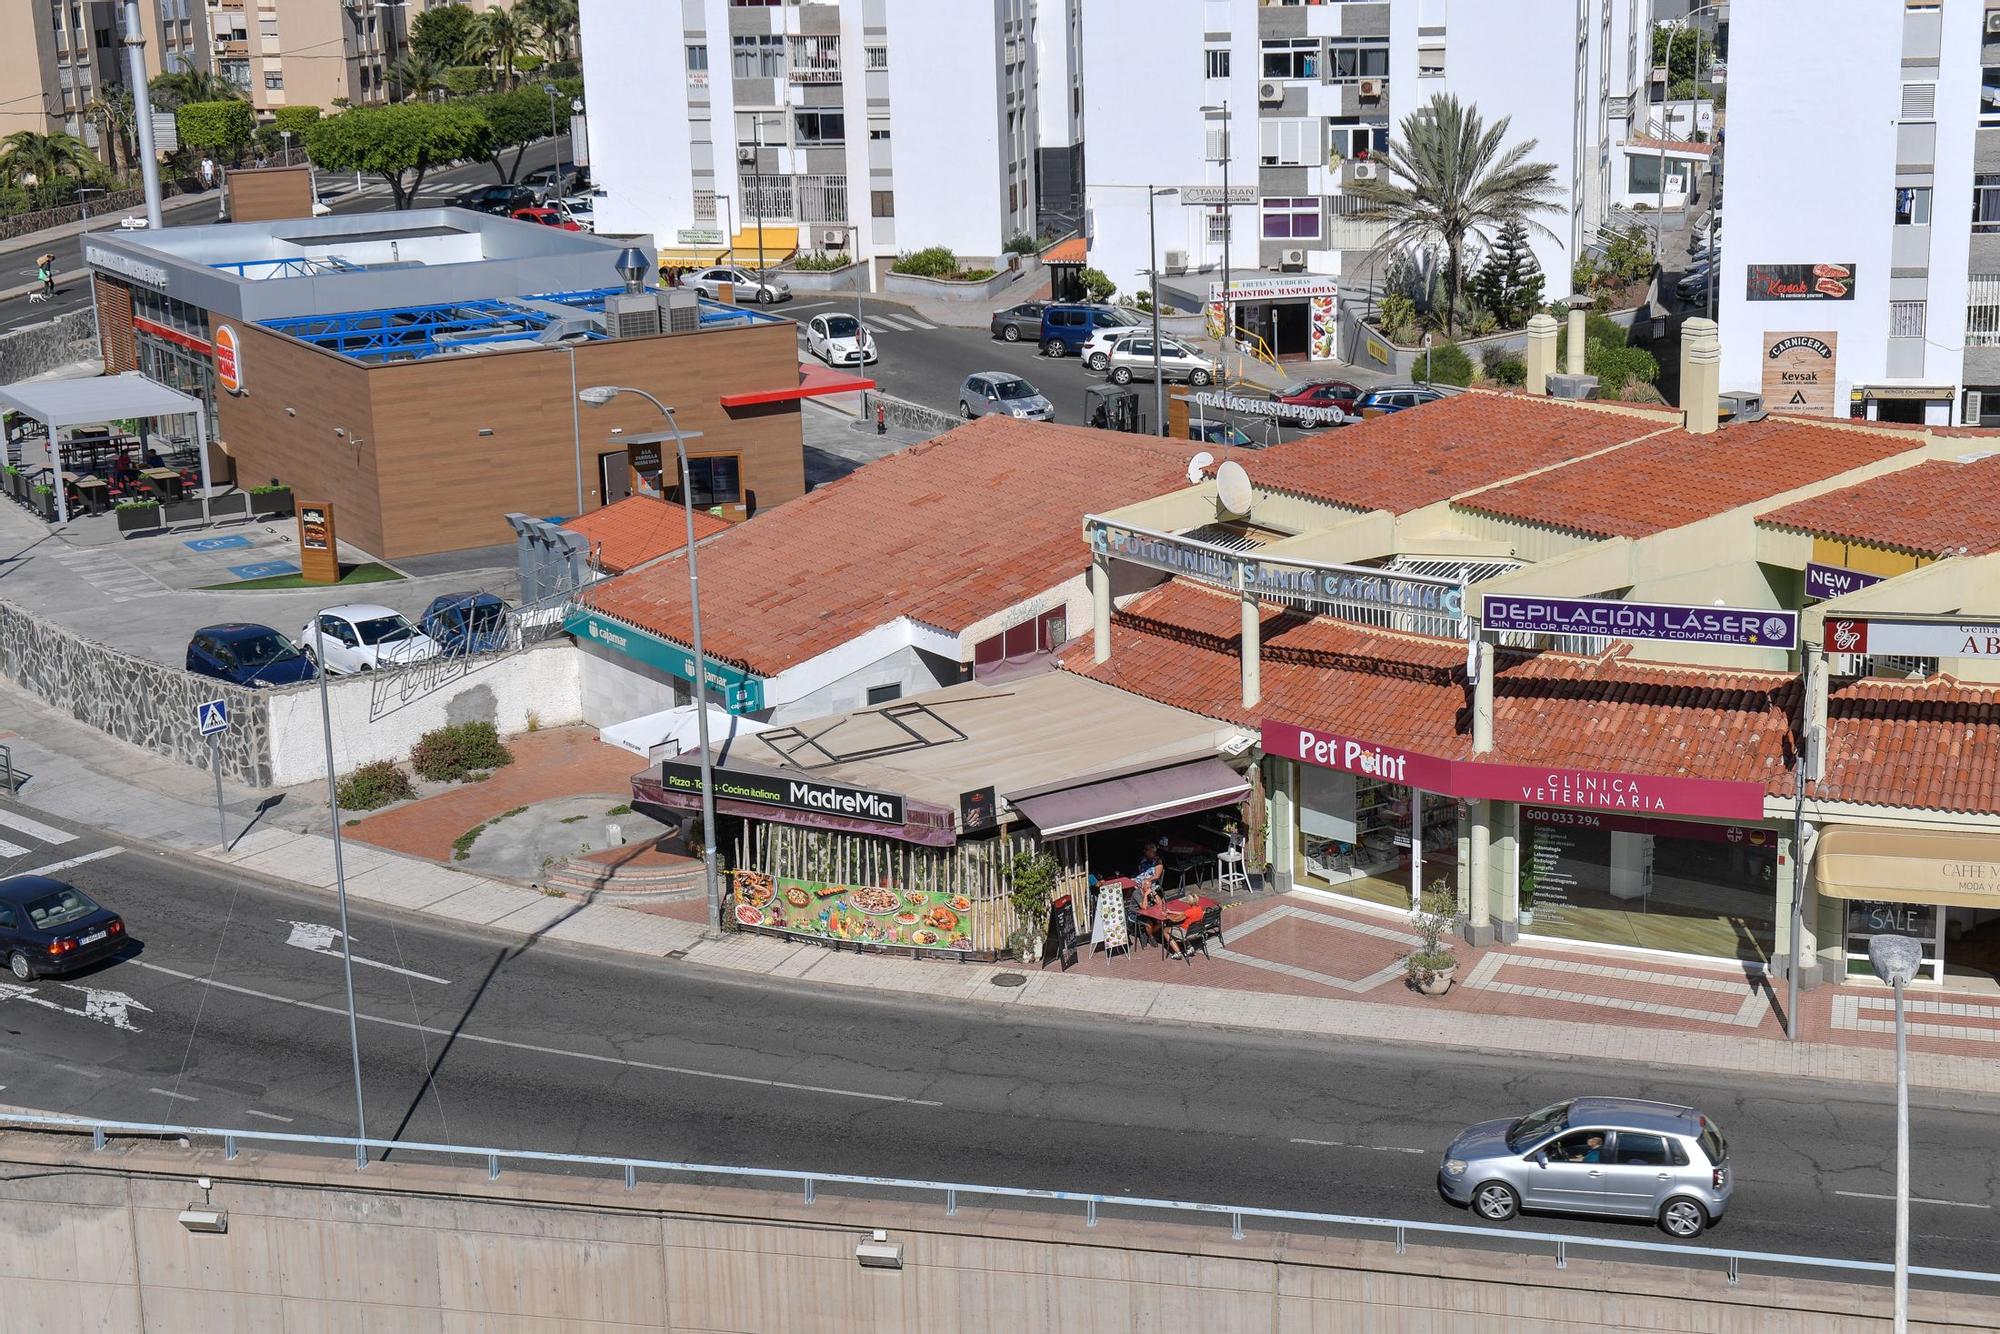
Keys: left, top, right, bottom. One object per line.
{"left": 0, "top": 372, "right": 202, "bottom": 428}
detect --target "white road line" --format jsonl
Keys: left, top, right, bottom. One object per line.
{"left": 133, "top": 960, "right": 942, "bottom": 1107}
{"left": 18, "top": 846, "right": 124, "bottom": 877}
{"left": 868, "top": 313, "right": 915, "bottom": 332}
{"left": 1835, "top": 1190, "right": 1990, "bottom": 1210}
{"left": 1290, "top": 1137, "right": 1429, "bottom": 1155}
{"left": 54, "top": 1063, "right": 102, "bottom": 1080}
{"left": 147, "top": 1087, "right": 199, "bottom": 1102}
{"left": 0, "top": 838, "right": 30, "bottom": 860}
{"left": 0, "top": 809, "right": 75, "bottom": 845}
{"left": 242, "top": 1109, "right": 294, "bottom": 1123}
{"left": 284, "top": 922, "right": 451, "bottom": 985}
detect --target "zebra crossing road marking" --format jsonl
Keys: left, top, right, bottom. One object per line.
{"left": 48, "top": 546, "right": 169, "bottom": 603}
{"left": 0, "top": 809, "right": 75, "bottom": 845}
{"left": 0, "top": 838, "right": 30, "bottom": 860}
{"left": 20, "top": 846, "right": 124, "bottom": 877}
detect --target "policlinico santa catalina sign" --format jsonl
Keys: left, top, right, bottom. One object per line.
{"left": 1481, "top": 594, "right": 1799, "bottom": 650}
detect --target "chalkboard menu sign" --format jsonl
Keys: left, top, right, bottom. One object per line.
{"left": 1042, "top": 894, "right": 1080, "bottom": 970}
{"left": 960, "top": 785, "right": 997, "bottom": 833}
{"left": 1846, "top": 900, "right": 1934, "bottom": 941}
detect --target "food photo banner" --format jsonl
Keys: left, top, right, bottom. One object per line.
{"left": 1745, "top": 263, "right": 1855, "bottom": 301}
{"left": 1481, "top": 594, "right": 1799, "bottom": 650}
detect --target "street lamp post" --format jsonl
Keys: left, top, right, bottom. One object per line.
{"left": 750, "top": 119, "right": 767, "bottom": 290}
{"left": 1201, "top": 100, "right": 1233, "bottom": 355}
{"left": 543, "top": 82, "right": 561, "bottom": 163}
{"left": 279, "top": 129, "right": 292, "bottom": 167}
{"left": 77, "top": 186, "right": 104, "bottom": 347}
{"left": 1146, "top": 186, "right": 1178, "bottom": 437}
{"left": 310, "top": 618, "right": 370, "bottom": 1169}
{"left": 1869, "top": 932, "right": 1923, "bottom": 1334}
{"left": 576, "top": 386, "right": 724, "bottom": 937}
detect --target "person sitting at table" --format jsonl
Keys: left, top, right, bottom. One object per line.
{"left": 141, "top": 445, "right": 165, "bottom": 469}
{"left": 109, "top": 448, "right": 137, "bottom": 491}
{"left": 1133, "top": 841, "right": 1166, "bottom": 905}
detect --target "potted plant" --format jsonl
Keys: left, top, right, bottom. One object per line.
{"left": 250, "top": 481, "right": 293, "bottom": 517}
{"left": 1403, "top": 880, "right": 1463, "bottom": 996}
{"left": 1005, "top": 849, "right": 1061, "bottom": 964}
{"left": 115, "top": 497, "right": 162, "bottom": 533}
{"left": 28, "top": 482, "right": 54, "bottom": 521}
{"left": 2, "top": 466, "right": 20, "bottom": 502}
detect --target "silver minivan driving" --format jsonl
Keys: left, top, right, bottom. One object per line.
{"left": 1437, "top": 1096, "right": 1731, "bottom": 1238}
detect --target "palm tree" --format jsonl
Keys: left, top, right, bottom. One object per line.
{"left": 0, "top": 130, "right": 96, "bottom": 189}
{"left": 149, "top": 69, "right": 246, "bottom": 110}
{"left": 520, "top": 0, "right": 578, "bottom": 63}
{"left": 1348, "top": 92, "right": 1563, "bottom": 336}
{"left": 390, "top": 50, "right": 448, "bottom": 103}
{"left": 83, "top": 86, "right": 136, "bottom": 178}
{"left": 477, "top": 7, "right": 530, "bottom": 90}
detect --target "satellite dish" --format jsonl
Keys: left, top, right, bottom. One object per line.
{"left": 1215, "top": 460, "right": 1254, "bottom": 517}
{"left": 1186, "top": 451, "right": 1216, "bottom": 484}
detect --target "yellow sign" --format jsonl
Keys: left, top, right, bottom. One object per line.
{"left": 1365, "top": 336, "right": 1391, "bottom": 365}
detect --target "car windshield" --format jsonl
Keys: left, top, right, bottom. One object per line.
{"left": 1506, "top": 1101, "right": 1572, "bottom": 1152}
{"left": 25, "top": 887, "right": 99, "bottom": 930}
{"left": 1698, "top": 1117, "right": 1728, "bottom": 1165}
{"left": 826, "top": 316, "right": 861, "bottom": 337}
{"left": 233, "top": 633, "right": 301, "bottom": 668}
{"left": 1277, "top": 382, "right": 1313, "bottom": 396}
{"left": 1097, "top": 308, "right": 1140, "bottom": 327}
{"left": 993, "top": 379, "right": 1037, "bottom": 400}
{"left": 354, "top": 615, "right": 418, "bottom": 646}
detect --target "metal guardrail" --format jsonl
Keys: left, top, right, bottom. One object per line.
{"left": 7, "top": 1110, "right": 1999, "bottom": 1293}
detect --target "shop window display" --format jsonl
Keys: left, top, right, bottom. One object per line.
{"left": 1297, "top": 766, "right": 1455, "bottom": 909}
{"left": 1520, "top": 807, "right": 1776, "bottom": 961}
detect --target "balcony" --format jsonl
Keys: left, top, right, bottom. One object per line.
{"left": 787, "top": 35, "right": 839, "bottom": 84}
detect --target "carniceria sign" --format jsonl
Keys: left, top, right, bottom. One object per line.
{"left": 1086, "top": 520, "right": 1463, "bottom": 619}
{"left": 1188, "top": 389, "right": 1348, "bottom": 427}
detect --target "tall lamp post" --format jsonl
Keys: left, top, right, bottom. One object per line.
{"left": 1146, "top": 185, "right": 1178, "bottom": 437}
{"left": 576, "top": 385, "right": 723, "bottom": 936}
{"left": 543, "top": 82, "right": 562, "bottom": 163}
{"left": 77, "top": 186, "right": 105, "bottom": 348}
{"left": 1200, "top": 100, "right": 1234, "bottom": 355}
{"left": 1869, "top": 933, "right": 1922, "bottom": 1334}
{"left": 309, "top": 618, "right": 370, "bottom": 1168}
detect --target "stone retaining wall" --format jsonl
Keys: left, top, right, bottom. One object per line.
{"left": 0, "top": 310, "right": 97, "bottom": 385}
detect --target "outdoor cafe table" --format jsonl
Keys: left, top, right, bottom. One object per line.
{"left": 1135, "top": 894, "right": 1217, "bottom": 944}
{"left": 71, "top": 475, "right": 108, "bottom": 514}
{"left": 140, "top": 467, "right": 183, "bottom": 501}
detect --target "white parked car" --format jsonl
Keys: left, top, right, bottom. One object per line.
{"left": 685, "top": 266, "right": 791, "bottom": 304}
{"left": 1081, "top": 326, "right": 1145, "bottom": 372}
{"left": 1104, "top": 335, "right": 1218, "bottom": 386}
{"left": 806, "top": 313, "right": 877, "bottom": 366}
{"left": 297, "top": 604, "right": 441, "bottom": 675}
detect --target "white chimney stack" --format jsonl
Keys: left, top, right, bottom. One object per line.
{"left": 1681, "top": 318, "right": 1721, "bottom": 435}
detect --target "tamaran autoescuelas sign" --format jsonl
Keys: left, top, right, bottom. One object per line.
{"left": 659, "top": 760, "right": 905, "bottom": 826}
{"left": 1482, "top": 594, "right": 1798, "bottom": 650}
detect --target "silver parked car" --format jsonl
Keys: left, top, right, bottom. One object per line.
{"left": 1104, "top": 335, "right": 1218, "bottom": 386}
{"left": 1437, "top": 1097, "right": 1732, "bottom": 1239}
{"left": 959, "top": 372, "right": 1054, "bottom": 422}
{"left": 685, "top": 266, "right": 791, "bottom": 304}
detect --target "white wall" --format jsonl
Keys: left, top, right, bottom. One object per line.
{"left": 883, "top": 0, "right": 1021, "bottom": 258}
{"left": 578, "top": 0, "right": 694, "bottom": 243}
{"left": 266, "top": 644, "right": 583, "bottom": 786}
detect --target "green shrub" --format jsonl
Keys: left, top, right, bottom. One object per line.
{"left": 1003, "top": 233, "right": 1038, "bottom": 255}
{"left": 1422, "top": 339, "right": 1475, "bottom": 387}
{"left": 1378, "top": 293, "right": 1418, "bottom": 345}
{"left": 1481, "top": 346, "right": 1527, "bottom": 386}
{"left": 891, "top": 245, "right": 958, "bottom": 278}
{"left": 1078, "top": 266, "right": 1115, "bottom": 302}
{"left": 790, "top": 252, "right": 852, "bottom": 271}
{"left": 959, "top": 267, "right": 998, "bottom": 282}
{"left": 336, "top": 760, "right": 415, "bottom": 812}
{"left": 1556, "top": 314, "right": 1660, "bottom": 391}
{"left": 410, "top": 721, "right": 513, "bottom": 782}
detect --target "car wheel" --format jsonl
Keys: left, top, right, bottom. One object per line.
{"left": 758, "top": 289, "right": 775, "bottom": 305}
{"left": 961, "top": 401, "right": 975, "bottom": 419}
{"left": 1087, "top": 354, "right": 1107, "bottom": 371}
{"left": 1042, "top": 340, "right": 1065, "bottom": 358}
{"left": 7, "top": 951, "right": 33, "bottom": 982}
{"left": 1110, "top": 366, "right": 1133, "bottom": 385}
{"left": 1659, "top": 1197, "right": 1708, "bottom": 1239}
{"left": 1190, "top": 369, "right": 1213, "bottom": 386}
{"left": 357, "top": 663, "right": 373, "bottom": 673}
{"left": 1471, "top": 1182, "right": 1520, "bottom": 1223}
{"left": 1001, "top": 325, "right": 1020, "bottom": 342}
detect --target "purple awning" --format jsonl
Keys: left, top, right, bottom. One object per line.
{"left": 1008, "top": 758, "right": 1248, "bottom": 840}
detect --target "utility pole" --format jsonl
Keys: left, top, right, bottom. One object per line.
{"left": 121, "top": 0, "right": 164, "bottom": 229}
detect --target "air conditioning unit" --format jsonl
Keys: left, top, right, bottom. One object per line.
{"left": 1358, "top": 78, "right": 1383, "bottom": 99}
{"left": 1352, "top": 161, "right": 1378, "bottom": 180}
{"left": 1967, "top": 389, "right": 1985, "bottom": 423}
{"left": 1717, "top": 389, "right": 1766, "bottom": 422}
{"left": 1280, "top": 248, "right": 1306, "bottom": 270}
{"left": 1258, "top": 80, "right": 1283, "bottom": 105}
{"left": 735, "top": 145, "right": 756, "bottom": 164}
{"left": 1163, "top": 249, "right": 1187, "bottom": 273}
{"left": 1987, "top": 9, "right": 2000, "bottom": 33}
{"left": 818, "top": 227, "right": 848, "bottom": 249}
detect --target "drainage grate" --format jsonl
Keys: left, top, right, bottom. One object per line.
{"left": 990, "top": 973, "right": 1027, "bottom": 988}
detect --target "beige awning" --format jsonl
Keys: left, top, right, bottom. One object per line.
{"left": 1815, "top": 825, "right": 2000, "bottom": 908}
{"left": 1854, "top": 384, "right": 1956, "bottom": 401}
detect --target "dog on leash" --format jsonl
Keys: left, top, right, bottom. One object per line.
{"left": 27, "top": 290, "right": 49, "bottom": 304}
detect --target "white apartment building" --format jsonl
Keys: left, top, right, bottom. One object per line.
{"left": 1719, "top": 0, "right": 1991, "bottom": 427}
{"left": 1034, "top": 0, "right": 1084, "bottom": 233}
{"left": 1082, "top": 0, "right": 1650, "bottom": 363}
{"left": 580, "top": 0, "right": 1038, "bottom": 279}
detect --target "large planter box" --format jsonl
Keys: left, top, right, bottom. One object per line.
{"left": 1347, "top": 301, "right": 1647, "bottom": 377}
{"left": 115, "top": 503, "right": 161, "bottom": 533}
{"left": 782, "top": 263, "right": 867, "bottom": 294}
{"left": 208, "top": 491, "right": 251, "bottom": 521}
{"left": 883, "top": 263, "right": 1019, "bottom": 304}
{"left": 3, "top": 472, "right": 21, "bottom": 502}
{"left": 161, "top": 497, "right": 205, "bottom": 525}
{"left": 30, "top": 490, "right": 54, "bottom": 521}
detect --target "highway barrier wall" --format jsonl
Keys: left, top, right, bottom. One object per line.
{"left": 1, "top": 1132, "right": 1993, "bottom": 1334}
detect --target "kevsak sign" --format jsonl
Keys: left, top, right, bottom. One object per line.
{"left": 1261, "top": 719, "right": 1768, "bottom": 821}
{"left": 1744, "top": 263, "right": 1855, "bottom": 301}
{"left": 1761, "top": 332, "right": 1836, "bottom": 416}
{"left": 1482, "top": 594, "right": 1798, "bottom": 650}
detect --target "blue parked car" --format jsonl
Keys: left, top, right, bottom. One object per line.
{"left": 1, "top": 875, "right": 126, "bottom": 980}
{"left": 420, "top": 592, "right": 511, "bottom": 655}
{"left": 186, "top": 623, "right": 317, "bottom": 688}
{"left": 1353, "top": 384, "right": 1446, "bottom": 415}
{"left": 1038, "top": 303, "right": 1140, "bottom": 358}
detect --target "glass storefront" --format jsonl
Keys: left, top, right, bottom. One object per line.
{"left": 1841, "top": 904, "right": 2000, "bottom": 988}
{"left": 1295, "top": 764, "right": 1457, "bottom": 909}
{"left": 1520, "top": 806, "right": 1776, "bottom": 962}
{"left": 135, "top": 332, "right": 217, "bottom": 443}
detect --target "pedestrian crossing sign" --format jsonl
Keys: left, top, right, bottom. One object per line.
{"left": 196, "top": 699, "right": 229, "bottom": 736}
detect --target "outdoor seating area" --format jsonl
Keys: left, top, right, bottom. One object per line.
{"left": 1064, "top": 816, "right": 1263, "bottom": 966}
{"left": 0, "top": 372, "right": 215, "bottom": 527}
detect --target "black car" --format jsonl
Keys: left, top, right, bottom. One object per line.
{"left": 0, "top": 876, "right": 126, "bottom": 980}
{"left": 452, "top": 184, "right": 537, "bottom": 216}
{"left": 186, "top": 622, "right": 317, "bottom": 688}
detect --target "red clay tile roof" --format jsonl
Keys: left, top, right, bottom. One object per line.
{"left": 1623, "top": 135, "right": 1715, "bottom": 156}
{"left": 564, "top": 496, "right": 731, "bottom": 575}
{"left": 1453, "top": 416, "right": 1917, "bottom": 539}
{"left": 581, "top": 417, "right": 1246, "bottom": 676}
{"left": 1248, "top": 390, "right": 1677, "bottom": 515}
{"left": 1042, "top": 235, "right": 1087, "bottom": 264}
{"left": 1758, "top": 455, "right": 2000, "bottom": 557}
{"left": 1061, "top": 580, "right": 2000, "bottom": 814}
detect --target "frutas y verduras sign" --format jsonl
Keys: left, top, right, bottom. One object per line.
{"left": 1481, "top": 594, "right": 1798, "bottom": 650}
{"left": 1260, "top": 719, "right": 1768, "bottom": 820}
{"left": 1825, "top": 617, "right": 2000, "bottom": 660}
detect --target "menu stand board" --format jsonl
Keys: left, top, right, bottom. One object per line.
{"left": 1042, "top": 894, "right": 1079, "bottom": 971}
{"left": 297, "top": 502, "right": 338, "bottom": 584}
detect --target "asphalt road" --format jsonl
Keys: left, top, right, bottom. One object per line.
{"left": 2, "top": 804, "right": 1997, "bottom": 1277}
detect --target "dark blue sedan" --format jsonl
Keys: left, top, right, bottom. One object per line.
{"left": 186, "top": 623, "right": 317, "bottom": 687}
{"left": 0, "top": 876, "right": 126, "bottom": 980}
{"left": 421, "top": 593, "right": 511, "bottom": 655}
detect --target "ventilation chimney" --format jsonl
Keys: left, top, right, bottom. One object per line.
{"left": 1523, "top": 313, "right": 1558, "bottom": 395}
{"left": 1682, "top": 319, "right": 1721, "bottom": 435}
{"left": 1564, "top": 296, "right": 1589, "bottom": 376}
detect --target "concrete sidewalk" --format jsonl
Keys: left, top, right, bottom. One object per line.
{"left": 2, "top": 673, "right": 1996, "bottom": 1099}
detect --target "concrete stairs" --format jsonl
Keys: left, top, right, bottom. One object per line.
{"left": 542, "top": 849, "right": 708, "bottom": 904}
